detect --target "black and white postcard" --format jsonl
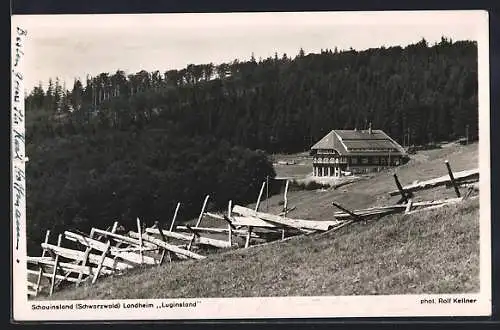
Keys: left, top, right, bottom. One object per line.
{"left": 11, "top": 10, "right": 491, "bottom": 321}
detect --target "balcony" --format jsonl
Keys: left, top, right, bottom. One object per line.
{"left": 313, "top": 157, "right": 347, "bottom": 165}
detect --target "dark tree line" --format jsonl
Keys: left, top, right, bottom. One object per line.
{"left": 26, "top": 37, "right": 478, "bottom": 151}
{"left": 26, "top": 130, "right": 276, "bottom": 254}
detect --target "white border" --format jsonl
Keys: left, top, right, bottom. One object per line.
{"left": 477, "top": 8, "right": 492, "bottom": 314}
{"left": 11, "top": 10, "right": 491, "bottom": 321}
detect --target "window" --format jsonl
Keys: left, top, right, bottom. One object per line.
{"left": 373, "top": 157, "right": 379, "bottom": 164}
{"left": 361, "top": 157, "right": 369, "bottom": 164}
{"left": 351, "top": 157, "right": 358, "bottom": 164}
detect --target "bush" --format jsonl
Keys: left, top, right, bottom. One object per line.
{"left": 290, "top": 179, "right": 330, "bottom": 191}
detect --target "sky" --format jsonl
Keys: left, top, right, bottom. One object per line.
{"left": 12, "top": 11, "right": 485, "bottom": 91}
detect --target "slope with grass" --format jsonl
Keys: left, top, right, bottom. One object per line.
{"left": 44, "top": 198, "right": 479, "bottom": 300}
{"left": 42, "top": 142, "right": 480, "bottom": 300}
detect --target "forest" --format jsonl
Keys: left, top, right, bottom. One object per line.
{"left": 24, "top": 37, "right": 478, "bottom": 253}
{"left": 26, "top": 130, "right": 275, "bottom": 253}
{"left": 26, "top": 37, "right": 478, "bottom": 150}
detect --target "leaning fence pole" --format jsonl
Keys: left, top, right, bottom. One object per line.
{"left": 463, "top": 186, "right": 474, "bottom": 200}
{"left": 76, "top": 246, "right": 92, "bottom": 287}
{"left": 246, "top": 181, "right": 266, "bottom": 248}
{"left": 54, "top": 267, "right": 77, "bottom": 289}
{"left": 331, "top": 201, "right": 364, "bottom": 222}
{"left": 266, "top": 175, "right": 270, "bottom": 212}
{"left": 255, "top": 181, "right": 266, "bottom": 212}
{"left": 158, "top": 245, "right": 166, "bottom": 265}
{"left": 227, "top": 200, "right": 233, "bottom": 246}
{"left": 155, "top": 221, "right": 169, "bottom": 265}
{"left": 281, "top": 179, "right": 290, "bottom": 240}
{"left": 244, "top": 226, "right": 253, "bottom": 248}
{"left": 195, "top": 195, "right": 210, "bottom": 228}
{"left": 283, "top": 179, "right": 289, "bottom": 211}
{"left": 35, "top": 230, "right": 51, "bottom": 294}
{"left": 170, "top": 202, "right": 181, "bottom": 232}
{"left": 393, "top": 174, "right": 409, "bottom": 203}
{"left": 111, "top": 221, "right": 119, "bottom": 234}
{"left": 405, "top": 199, "right": 414, "bottom": 214}
{"left": 137, "top": 218, "right": 144, "bottom": 264}
{"left": 49, "top": 234, "right": 62, "bottom": 296}
{"left": 154, "top": 221, "right": 168, "bottom": 243}
{"left": 79, "top": 221, "right": 119, "bottom": 287}
{"left": 445, "top": 160, "right": 461, "bottom": 198}
{"left": 189, "top": 196, "right": 210, "bottom": 250}
{"left": 76, "top": 227, "right": 100, "bottom": 287}
{"left": 92, "top": 240, "right": 111, "bottom": 284}
{"left": 186, "top": 225, "right": 199, "bottom": 251}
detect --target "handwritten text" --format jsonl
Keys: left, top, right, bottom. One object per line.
{"left": 12, "top": 26, "right": 27, "bottom": 253}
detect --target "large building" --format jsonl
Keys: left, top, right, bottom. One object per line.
{"left": 310, "top": 125, "right": 406, "bottom": 177}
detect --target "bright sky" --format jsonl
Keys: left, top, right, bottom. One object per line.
{"left": 12, "top": 11, "right": 485, "bottom": 91}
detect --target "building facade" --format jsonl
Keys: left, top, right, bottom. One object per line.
{"left": 311, "top": 126, "right": 406, "bottom": 177}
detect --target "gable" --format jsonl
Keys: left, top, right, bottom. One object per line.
{"left": 310, "top": 130, "right": 348, "bottom": 154}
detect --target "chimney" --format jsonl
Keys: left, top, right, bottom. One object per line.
{"left": 369, "top": 122, "right": 372, "bottom": 134}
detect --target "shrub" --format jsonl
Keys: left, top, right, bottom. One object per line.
{"left": 290, "top": 179, "right": 330, "bottom": 191}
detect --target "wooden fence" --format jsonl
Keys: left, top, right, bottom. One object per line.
{"left": 27, "top": 160, "right": 479, "bottom": 297}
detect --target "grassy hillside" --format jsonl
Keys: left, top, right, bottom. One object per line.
{"left": 41, "top": 142, "right": 480, "bottom": 300}
{"left": 44, "top": 198, "right": 479, "bottom": 300}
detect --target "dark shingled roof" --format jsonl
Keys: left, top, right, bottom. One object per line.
{"left": 335, "top": 130, "right": 389, "bottom": 140}
{"left": 311, "top": 129, "right": 406, "bottom": 156}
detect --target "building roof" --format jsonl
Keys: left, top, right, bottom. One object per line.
{"left": 311, "top": 129, "right": 406, "bottom": 156}
{"left": 335, "top": 130, "right": 389, "bottom": 140}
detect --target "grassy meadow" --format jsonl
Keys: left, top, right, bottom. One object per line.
{"left": 38, "top": 142, "right": 480, "bottom": 300}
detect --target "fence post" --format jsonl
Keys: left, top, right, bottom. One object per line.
{"left": 49, "top": 234, "right": 62, "bottom": 296}
{"left": 35, "top": 230, "right": 51, "bottom": 294}
{"left": 227, "top": 200, "right": 233, "bottom": 247}
{"left": 445, "top": 160, "right": 461, "bottom": 198}
{"left": 170, "top": 202, "right": 181, "bottom": 232}
{"left": 393, "top": 174, "right": 409, "bottom": 203}
{"left": 92, "top": 240, "right": 111, "bottom": 284}
{"left": 137, "top": 218, "right": 144, "bottom": 264}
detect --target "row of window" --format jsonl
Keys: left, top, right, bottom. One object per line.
{"left": 314, "top": 156, "right": 400, "bottom": 164}
{"left": 351, "top": 156, "right": 400, "bottom": 165}
{"left": 316, "top": 149, "right": 338, "bottom": 154}
{"left": 314, "top": 155, "right": 401, "bottom": 164}
{"left": 346, "top": 147, "right": 398, "bottom": 152}
{"left": 313, "top": 157, "right": 347, "bottom": 163}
